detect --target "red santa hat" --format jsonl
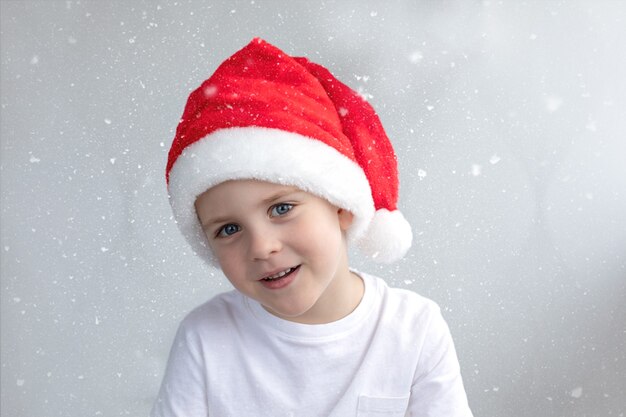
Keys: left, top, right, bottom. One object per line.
{"left": 166, "top": 38, "right": 412, "bottom": 264}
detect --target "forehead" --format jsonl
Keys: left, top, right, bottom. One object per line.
{"left": 195, "top": 180, "right": 301, "bottom": 212}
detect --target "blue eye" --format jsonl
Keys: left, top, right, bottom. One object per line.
{"left": 270, "top": 203, "right": 293, "bottom": 217}
{"left": 217, "top": 223, "right": 240, "bottom": 237}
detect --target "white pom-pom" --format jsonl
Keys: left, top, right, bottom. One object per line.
{"left": 358, "top": 209, "right": 413, "bottom": 263}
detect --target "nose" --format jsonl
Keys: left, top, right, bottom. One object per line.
{"left": 248, "top": 225, "right": 282, "bottom": 261}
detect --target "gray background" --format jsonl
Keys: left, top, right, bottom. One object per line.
{"left": 1, "top": 1, "right": 625, "bottom": 416}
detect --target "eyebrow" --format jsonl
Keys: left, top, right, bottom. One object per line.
{"left": 199, "top": 186, "right": 302, "bottom": 230}
{"left": 200, "top": 215, "right": 232, "bottom": 231}
{"left": 260, "top": 187, "right": 302, "bottom": 205}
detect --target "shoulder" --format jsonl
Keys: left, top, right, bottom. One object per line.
{"left": 177, "top": 289, "right": 244, "bottom": 336}
{"left": 363, "top": 272, "right": 446, "bottom": 336}
{"left": 365, "top": 273, "right": 440, "bottom": 316}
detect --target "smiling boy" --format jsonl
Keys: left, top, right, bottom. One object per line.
{"left": 152, "top": 38, "right": 472, "bottom": 417}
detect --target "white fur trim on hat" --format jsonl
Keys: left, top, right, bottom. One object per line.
{"left": 358, "top": 209, "right": 413, "bottom": 263}
{"left": 167, "top": 126, "right": 375, "bottom": 265}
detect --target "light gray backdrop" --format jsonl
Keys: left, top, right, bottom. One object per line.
{"left": 1, "top": 1, "right": 625, "bottom": 416}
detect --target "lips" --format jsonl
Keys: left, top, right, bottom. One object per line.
{"left": 262, "top": 266, "right": 298, "bottom": 281}
{"left": 259, "top": 265, "right": 300, "bottom": 289}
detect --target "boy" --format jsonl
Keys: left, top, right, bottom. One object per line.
{"left": 153, "top": 38, "right": 473, "bottom": 416}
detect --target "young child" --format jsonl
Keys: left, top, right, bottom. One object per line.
{"left": 152, "top": 38, "right": 473, "bottom": 417}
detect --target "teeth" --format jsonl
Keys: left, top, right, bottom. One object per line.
{"left": 265, "top": 267, "right": 294, "bottom": 280}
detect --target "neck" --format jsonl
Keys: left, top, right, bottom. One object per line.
{"left": 289, "top": 267, "right": 364, "bottom": 325}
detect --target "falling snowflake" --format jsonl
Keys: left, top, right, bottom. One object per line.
{"left": 409, "top": 51, "right": 423, "bottom": 64}
{"left": 489, "top": 155, "right": 501, "bottom": 165}
{"left": 203, "top": 85, "right": 218, "bottom": 97}
{"left": 545, "top": 95, "right": 563, "bottom": 112}
{"left": 471, "top": 164, "right": 482, "bottom": 176}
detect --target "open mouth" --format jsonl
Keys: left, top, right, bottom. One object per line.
{"left": 261, "top": 265, "right": 300, "bottom": 281}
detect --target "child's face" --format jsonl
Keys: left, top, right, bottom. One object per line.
{"left": 195, "top": 179, "right": 355, "bottom": 324}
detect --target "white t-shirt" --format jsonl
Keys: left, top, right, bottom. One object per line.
{"left": 151, "top": 272, "right": 473, "bottom": 417}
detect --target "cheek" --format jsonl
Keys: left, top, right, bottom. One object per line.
{"left": 295, "top": 215, "right": 343, "bottom": 254}
{"left": 217, "top": 258, "right": 248, "bottom": 290}
{"left": 213, "top": 246, "right": 242, "bottom": 275}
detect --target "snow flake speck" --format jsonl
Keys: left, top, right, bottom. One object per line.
{"left": 585, "top": 120, "right": 597, "bottom": 132}
{"left": 545, "top": 95, "right": 563, "bottom": 113}
{"left": 356, "top": 87, "right": 373, "bottom": 101}
{"left": 409, "top": 51, "right": 423, "bottom": 64}
{"left": 471, "top": 164, "right": 482, "bottom": 176}
{"left": 203, "top": 85, "right": 218, "bottom": 98}
{"left": 571, "top": 386, "right": 583, "bottom": 398}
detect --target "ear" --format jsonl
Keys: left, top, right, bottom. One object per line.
{"left": 337, "top": 208, "right": 354, "bottom": 231}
